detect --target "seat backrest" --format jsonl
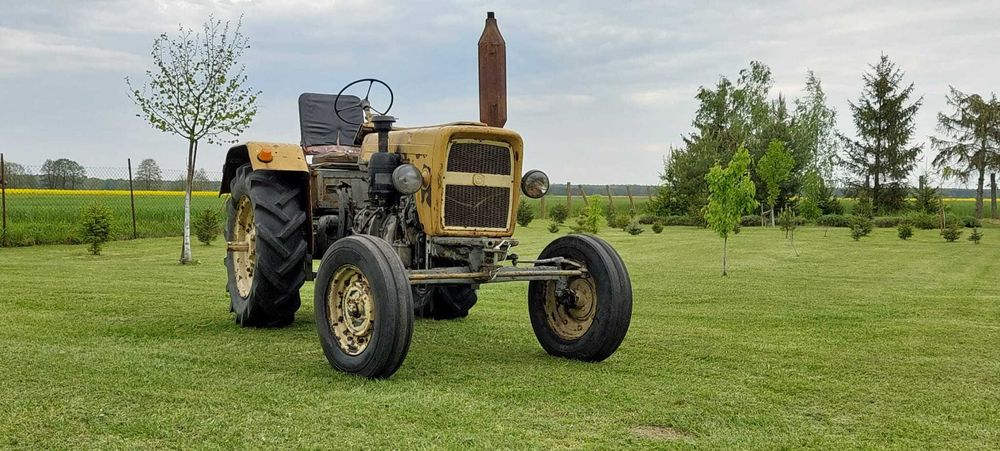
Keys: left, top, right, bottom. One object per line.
{"left": 298, "top": 93, "right": 364, "bottom": 147}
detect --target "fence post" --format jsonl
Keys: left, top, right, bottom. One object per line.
{"left": 646, "top": 186, "right": 653, "bottom": 199}
{"left": 565, "top": 182, "right": 572, "bottom": 217}
{"left": 605, "top": 185, "right": 614, "bottom": 208}
{"left": 539, "top": 195, "right": 546, "bottom": 219}
{"left": 625, "top": 185, "right": 636, "bottom": 213}
{"left": 127, "top": 158, "right": 138, "bottom": 240}
{"left": 578, "top": 185, "right": 589, "bottom": 205}
{"left": 1, "top": 153, "right": 7, "bottom": 240}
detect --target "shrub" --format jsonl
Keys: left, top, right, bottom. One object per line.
{"left": 873, "top": 216, "right": 902, "bottom": 228}
{"left": 624, "top": 221, "right": 643, "bottom": 235}
{"left": 968, "top": 228, "right": 983, "bottom": 244}
{"left": 548, "top": 204, "right": 568, "bottom": 224}
{"left": 547, "top": 222, "right": 560, "bottom": 233}
{"left": 902, "top": 211, "right": 938, "bottom": 230}
{"left": 849, "top": 216, "right": 873, "bottom": 241}
{"left": 961, "top": 216, "right": 982, "bottom": 228}
{"left": 651, "top": 222, "right": 663, "bottom": 234}
{"left": 516, "top": 201, "right": 534, "bottom": 227}
{"left": 740, "top": 215, "right": 764, "bottom": 226}
{"left": 79, "top": 203, "right": 112, "bottom": 255}
{"left": 853, "top": 195, "right": 874, "bottom": 218}
{"left": 571, "top": 196, "right": 604, "bottom": 234}
{"left": 636, "top": 214, "right": 659, "bottom": 225}
{"left": 193, "top": 208, "right": 222, "bottom": 245}
{"left": 816, "top": 214, "right": 850, "bottom": 228}
{"left": 607, "top": 211, "right": 632, "bottom": 229}
{"left": 897, "top": 223, "right": 913, "bottom": 240}
{"left": 941, "top": 224, "right": 962, "bottom": 242}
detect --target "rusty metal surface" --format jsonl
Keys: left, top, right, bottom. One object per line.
{"left": 478, "top": 12, "right": 507, "bottom": 127}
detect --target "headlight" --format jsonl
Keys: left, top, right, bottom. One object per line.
{"left": 520, "top": 169, "right": 549, "bottom": 199}
{"left": 392, "top": 164, "right": 423, "bottom": 195}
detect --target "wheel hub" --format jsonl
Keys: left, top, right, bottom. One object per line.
{"left": 545, "top": 276, "right": 597, "bottom": 340}
{"left": 232, "top": 197, "right": 256, "bottom": 298}
{"left": 327, "top": 265, "right": 375, "bottom": 356}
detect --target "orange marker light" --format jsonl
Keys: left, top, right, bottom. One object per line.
{"left": 257, "top": 149, "right": 274, "bottom": 163}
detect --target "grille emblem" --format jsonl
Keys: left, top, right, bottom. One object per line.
{"left": 472, "top": 173, "right": 486, "bottom": 186}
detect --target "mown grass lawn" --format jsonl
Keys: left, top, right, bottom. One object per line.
{"left": 1, "top": 224, "right": 997, "bottom": 449}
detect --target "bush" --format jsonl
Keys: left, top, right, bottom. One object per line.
{"left": 902, "top": 211, "right": 938, "bottom": 230}
{"left": 849, "top": 216, "right": 873, "bottom": 241}
{"left": 624, "top": 221, "right": 643, "bottom": 235}
{"left": 193, "top": 208, "right": 222, "bottom": 245}
{"left": 548, "top": 204, "right": 569, "bottom": 224}
{"left": 897, "top": 223, "right": 913, "bottom": 240}
{"left": 607, "top": 211, "right": 632, "bottom": 229}
{"left": 79, "top": 203, "right": 112, "bottom": 255}
{"left": 853, "top": 196, "right": 874, "bottom": 218}
{"left": 740, "top": 215, "right": 764, "bottom": 226}
{"left": 636, "top": 214, "right": 659, "bottom": 225}
{"left": 873, "top": 216, "right": 902, "bottom": 228}
{"left": 571, "top": 196, "right": 604, "bottom": 234}
{"left": 651, "top": 222, "right": 663, "bottom": 234}
{"left": 968, "top": 228, "right": 983, "bottom": 244}
{"left": 547, "top": 222, "right": 560, "bottom": 233}
{"left": 941, "top": 224, "right": 962, "bottom": 242}
{"left": 517, "top": 202, "right": 534, "bottom": 227}
{"left": 961, "top": 216, "right": 982, "bottom": 228}
{"left": 816, "top": 214, "right": 850, "bottom": 228}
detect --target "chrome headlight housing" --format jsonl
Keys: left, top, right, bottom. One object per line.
{"left": 392, "top": 164, "right": 423, "bottom": 195}
{"left": 520, "top": 169, "right": 549, "bottom": 199}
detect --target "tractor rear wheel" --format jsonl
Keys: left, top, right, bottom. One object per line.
{"left": 224, "top": 164, "right": 308, "bottom": 327}
{"left": 527, "top": 234, "right": 632, "bottom": 361}
{"left": 414, "top": 285, "right": 478, "bottom": 320}
{"left": 314, "top": 235, "right": 414, "bottom": 378}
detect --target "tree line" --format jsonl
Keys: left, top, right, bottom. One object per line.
{"left": 650, "top": 55, "right": 1000, "bottom": 222}
{"left": 0, "top": 158, "right": 219, "bottom": 191}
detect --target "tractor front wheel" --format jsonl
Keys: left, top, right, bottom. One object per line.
{"left": 527, "top": 234, "right": 632, "bottom": 362}
{"left": 314, "top": 235, "right": 414, "bottom": 378}
{"left": 224, "top": 164, "right": 308, "bottom": 327}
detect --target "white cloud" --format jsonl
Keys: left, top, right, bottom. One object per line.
{"left": 0, "top": 27, "right": 143, "bottom": 75}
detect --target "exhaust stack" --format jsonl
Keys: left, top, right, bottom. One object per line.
{"left": 478, "top": 11, "right": 507, "bottom": 127}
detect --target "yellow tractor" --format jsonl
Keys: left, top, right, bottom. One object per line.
{"left": 219, "top": 14, "right": 632, "bottom": 378}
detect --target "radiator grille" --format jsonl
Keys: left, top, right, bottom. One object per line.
{"left": 443, "top": 185, "right": 510, "bottom": 229}
{"left": 446, "top": 142, "right": 511, "bottom": 175}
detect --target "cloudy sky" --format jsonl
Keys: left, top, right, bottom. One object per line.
{"left": 1, "top": 0, "right": 998, "bottom": 185}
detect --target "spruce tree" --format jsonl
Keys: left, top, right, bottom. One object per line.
{"left": 841, "top": 55, "right": 922, "bottom": 213}
{"left": 930, "top": 87, "right": 1000, "bottom": 219}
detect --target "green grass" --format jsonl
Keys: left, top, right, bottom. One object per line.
{"left": 1, "top": 224, "right": 997, "bottom": 448}
{"left": 1, "top": 192, "right": 226, "bottom": 246}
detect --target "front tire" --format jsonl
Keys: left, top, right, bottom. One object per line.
{"left": 224, "top": 164, "right": 308, "bottom": 327}
{"left": 528, "top": 234, "right": 632, "bottom": 361}
{"left": 314, "top": 235, "right": 414, "bottom": 379}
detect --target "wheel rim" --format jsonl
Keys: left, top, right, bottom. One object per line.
{"left": 233, "top": 197, "right": 256, "bottom": 298}
{"left": 544, "top": 277, "right": 597, "bottom": 340}
{"left": 327, "top": 265, "right": 375, "bottom": 356}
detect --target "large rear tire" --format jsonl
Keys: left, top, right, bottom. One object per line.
{"left": 314, "top": 235, "right": 414, "bottom": 379}
{"left": 224, "top": 164, "right": 308, "bottom": 327}
{"left": 414, "top": 285, "right": 478, "bottom": 320}
{"left": 528, "top": 234, "right": 632, "bottom": 361}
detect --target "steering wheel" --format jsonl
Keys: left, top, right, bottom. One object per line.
{"left": 335, "top": 78, "right": 394, "bottom": 126}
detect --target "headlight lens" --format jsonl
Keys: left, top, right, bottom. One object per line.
{"left": 392, "top": 164, "right": 423, "bottom": 195}
{"left": 520, "top": 169, "right": 549, "bottom": 199}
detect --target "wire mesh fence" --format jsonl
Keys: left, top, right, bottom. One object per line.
{"left": 0, "top": 155, "right": 227, "bottom": 247}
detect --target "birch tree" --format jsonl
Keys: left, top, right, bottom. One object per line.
{"left": 127, "top": 16, "right": 259, "bottom": 264}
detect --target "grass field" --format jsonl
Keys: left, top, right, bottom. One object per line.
{"left": 1, "top": 224, "right": 997, "bottom": 448}
{"left": 1, "top": 190, "right": 226, "bottom": 246}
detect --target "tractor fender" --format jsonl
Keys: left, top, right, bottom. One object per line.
{"left": 220, "top": 142, "right": 309, "bottom": 195}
